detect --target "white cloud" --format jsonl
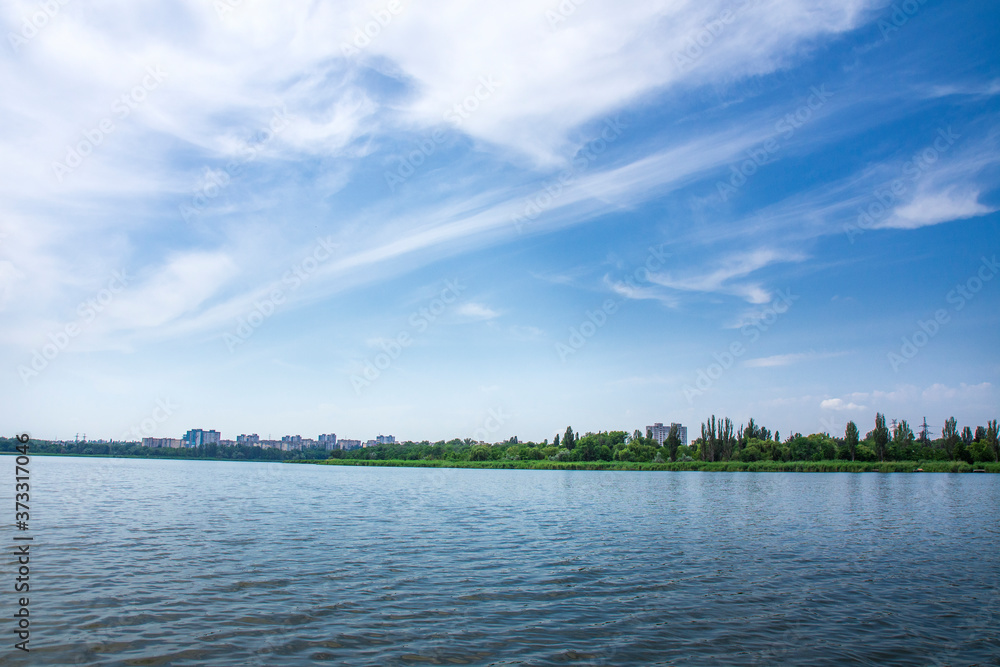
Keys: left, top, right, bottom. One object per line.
{"left": 921, "top": 382, "right": 992, "bottom": 403}
{"left": 651, "top": 247, "right": 805, "bottom": 304}
{"left": 821, "top": 383, "right": 995, "bottom": 422}
{"left": 508, "top": 324, "right": 544, "bottom": 340}
{"left": 368, "top": 0, "right": 881, "bottom": 164}
{"left": 456, "top": 302, "right": 499, "bottom": 320}
{"left": 820, "top": 398, "right": 866, "bottom": 411}
{"left": 745, "top": 352, "right": 813, "bottom": 368}
{"left": 102, "top": 251, "right": 239, "bottom": 330}
{"left": 884, "top": 188, "right": 994, "bottom": 229}
{"left": 744, "top": 350, "right": 847, "bottom": 367}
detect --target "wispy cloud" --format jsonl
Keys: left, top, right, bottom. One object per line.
{"left": 744, "top": 350, "right": 844, "bottom": 368}
{"left": 651, "top": 248, "right": 805, "bottom": 304}
{"left": 457, "top": 302, "right": 500, "bottom": 320}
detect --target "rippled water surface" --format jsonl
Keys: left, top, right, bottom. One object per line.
{"left": 5, "top": 456, "right": 1000, "bottom": 665}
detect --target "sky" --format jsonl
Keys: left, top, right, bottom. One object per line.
{"left": 1, "top": 0, "right": 998, "bottom": 444}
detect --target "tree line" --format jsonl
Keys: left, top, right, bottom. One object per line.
{"left": 326, "top": 416, "right": 1000, "bottom": 464}
{"left": 4, "top": 414, "right": 998, "bottom": 465}
{"left": 0, "top": 437, "right": 328, "bottom": 462}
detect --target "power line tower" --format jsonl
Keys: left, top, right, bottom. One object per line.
{"left": 919, "top": 417, "right": 931, "bottom": 444}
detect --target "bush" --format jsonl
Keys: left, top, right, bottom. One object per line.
{"left": 969, "top": 440, "right": 995, "bottom": 463}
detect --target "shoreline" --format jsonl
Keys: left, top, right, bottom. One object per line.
{"left": 4, "top": 452, "right": 997, "bottom": 472}
{"left": 296, "top": 459, "right": 1000, "bottom": 473}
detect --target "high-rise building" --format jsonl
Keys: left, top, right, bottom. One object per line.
{"left": 280, "top": 435, "right": 303, "bottom": 450}
{"left": 646, "top": 422, "right": 688, "bottom": 446}
{"left": 142, "top": 437, "right": 183, "bottom": 448}
{"left": 338, "top": 439, "right": 361, "bottom": 450}
{"left": 237, "top": 433, "right": 260, "bottom": 445}
{"left": 184, "top": 429, "right": 221, "bottom": 447}
{"left": 318, "top": 433, "right": 337, "bottom": 450}
{"left": 376, "top": 434, "right": 395, "bottom": 444}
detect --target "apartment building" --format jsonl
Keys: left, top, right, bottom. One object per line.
{"left": 646, "top": 422, "right": 688, "bottom": 446}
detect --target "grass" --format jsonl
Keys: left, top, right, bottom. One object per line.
{"left": 294, "top": 459, "right": 1000, "bottom": 473}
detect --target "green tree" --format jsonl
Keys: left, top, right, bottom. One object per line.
{"left": 873, "top": 413, "right": 889, "bottom": 462}
{"left": 563, "top": 427, "right": 575, "bottom": 450}
{"left": 665, "top": 424, "right": 681, "bottom": 461}
{"left": 614, "top": 439, "right": 657, "bottom": 462}
{"left": 892, "top": 419, "right": 913, "bottom": 447}
{"left": 553, "top": 433, "right": 560, "bottom": 448}
{"left": 719, "top": 417, "right": 736, "bottom": 460}
{"left": 987, "top": 419, "right": 999, "bottom": 462}
{"left": 969, "top": 439, "right": 993, "bottom": 463}
{"left": 845, "top": 421, "right": 859, "bottom": 461}
{"left": 701, "top": 415, "right": 718, "bottom": 462}
{"left": 942, "top": 416, "right": 959, "bottom": 459}
{"left": 574, "top": 435, "right": 599, "bottom": 461}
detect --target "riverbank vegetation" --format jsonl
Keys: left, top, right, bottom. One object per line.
{"left": 5, "top": 414, "right": 997, "bottom": 471}
{"left": 0, "top": 437, "right": 328, "bottom": 461}
{"left": 301, "top": 458, "right": 1000, "bottom": 473}
{"left": 311, "top": 415, "right": 999, "bottom": 468}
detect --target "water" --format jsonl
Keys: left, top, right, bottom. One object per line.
{"left": 4, "top": 456, "right": 999, "bottom": 665}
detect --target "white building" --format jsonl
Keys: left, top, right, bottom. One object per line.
{"left": 184, "top": 429, "right": 221, "bottom": 447}
{"left": 142, "top": 437, "right": 182, "bottom": 448}
{"left": 647, "top": 422, "right": 688, "bottom": 446}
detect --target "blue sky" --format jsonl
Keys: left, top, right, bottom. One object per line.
{"left": 1, "top": 0, "right": 998, "bottom": 443}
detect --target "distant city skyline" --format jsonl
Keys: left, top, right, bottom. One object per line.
{"left": 2, "top": 1, "right": 998, "bottom": 442}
